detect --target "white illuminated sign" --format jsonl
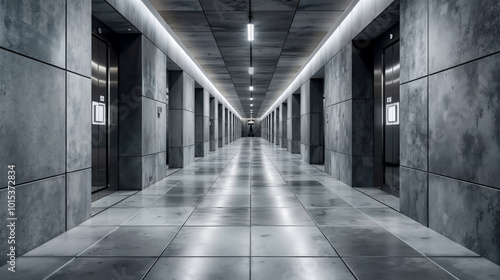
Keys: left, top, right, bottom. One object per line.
{"left": 385, "top": 102, "right": 399, "bottom": 125}
{"left": 92, "top": 101, "right": 106, "bottom": 125}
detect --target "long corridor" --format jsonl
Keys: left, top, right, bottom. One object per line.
{"left": 3, "top": 138, "right": 499, "bottom": 280}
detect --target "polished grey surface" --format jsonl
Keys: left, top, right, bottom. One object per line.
{"left": 0, "top": 257, "right": 72, "bottom": 280}
{"left": 25, "top": 226, "right": 116, "bottom": 257}
{"left": 163, "top": 227, "right": 250, "bottom": 256}
{"left": 252, "top": 257, "right": 355, "bottom": 280}
{"left": 322, "top": 225, "right": 421, "bottom": 257}
{"left": 48, "top": 257, "right": 156, "bottom": 280}
{"left": 251, "top": 208, "right": 315, "bottom": 225}
{"left": 186, "top": 207, "right": 250, "bottom": 226}
{"left": 5, "top": 138, "right": 498, "bottom": 278}
{"left": 431, "top": 257, "right": 500, "bottom": 280}
{"left": 343, "top": 257, "right": 456, "bottom": 280}
{"left": 83, "top": 226, "right": 178, "bottom": 256}
{"left": 145, "top": 258, "right": 249, "bottom": 280}
{"left": 252, "top": 226, "right": 337, "bottom": 256}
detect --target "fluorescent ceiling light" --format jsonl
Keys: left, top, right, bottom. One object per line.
{"left": 248, "top": 67, "right": 254, "bottom": 75}
{"left": 247, "top": 23, "right": 254, "bottom": 41}
{"left": 251, "top": 103, "right": 253, "bottom": 107}
{"left": 249, "top": 86, "right": 254, "bottom": 91}
{"left": 250, "top": 97, "right": 253, "bottom": 100}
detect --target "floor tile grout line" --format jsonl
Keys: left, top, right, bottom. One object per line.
{"left": 140, "top": 140, "right": 244, "bottom": 280}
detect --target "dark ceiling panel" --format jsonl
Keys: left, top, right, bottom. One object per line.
{"left": 290, "top": 11, "right": 344, "bottom": 32}
{"left": 298, "top": 0, "right": 352, "bottom": 11}
{"left": 152, "top": 0, "right": 353, "bottom": 117}
{"left": 150, "top": 0, "right": 202, "bottom": 11}
{"left": 199, "top": 0, "right": 248, "bottom": 11}
{"left": 157, "top": 11, "right": 210, "bottom": 31}
{"left": 252, "top": 0, "right": 299, "bottom": 11}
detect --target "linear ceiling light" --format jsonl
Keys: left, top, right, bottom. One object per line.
{"left": 249, "top": 86, "right": 254, "bottom": 91}
{"left": 248, "top": 66, "right": 254, "bottom": 75}
{"left": 248, "top": 23, "right": 254, "bottom": 41}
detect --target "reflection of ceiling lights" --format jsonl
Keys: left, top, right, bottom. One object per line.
{"left": 247, "top": 23, "right": 254, "bottom": 41}
{"left": 248, "top": 0, "right": 254, "bottom": 118}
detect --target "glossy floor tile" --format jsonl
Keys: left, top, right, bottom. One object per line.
{"left": 25, "top": 226, "right": 116, "bottom": 256}
{"left": 251, "top": 208, "right": 315, "bottom": 225}
{"left": 251, "top": 195, "right": 303, "bottom": 208}
{"left": 251, "top": 226, "right": 337, "bottom": 256}
{"left": 144, "top": 258, "right": 250, "bottom": 280}
{"left": 82, "top": 226, "right": 179, "bottom": 257}
{"left": 0, "top": 257, "right": 72, "bottom": 280}
{"left": 198, "top": 195, "right": 251, "bottom": 207}
{"left": 297, "top": 194, "right": 352, "bottom": 208}
{"left": 321, "top": 226, "right": 421, "bottom": 257}
{"left": 122, "top": 207, "right": 194, "bottom": 226}
{"left": 343, "top": 257, "right": 456, "bottom": 280}
{"left": 5, "top": 138, "right": 499, "bottom": 279}
{"left": 307, "top": 207, "right": 378, "bottom": 226}
{"left": 47, "top": 257, "right": 157, "bottom": 280}
{"left": 251, "top": 257, "right": 355, "bottom": 280}
{"left": 185, "top": 207, "right": 250, "bottom": 226}
{"left": 163, "top": 227, "right": 250, "bottom": 256}
{"left": 430, "top": 257, "right": 500, "bottom": 280}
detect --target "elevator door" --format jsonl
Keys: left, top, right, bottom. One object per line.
{"left": 91, "top": 35, "right": 109, "bottom": 193}
{"left": 383, "top": 41, "right": 400, "bottom": 192}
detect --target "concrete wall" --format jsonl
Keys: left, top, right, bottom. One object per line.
{"left": 0, "top": 0, "right": 92, "bottom": 263}
{"left": 218, "top": 104, "right": 225, "bottom": 147}
{"left": 195, "top": 88, "right": 209, "bottom": 157}
{"left": 210, "top": 97, "right": 218, "bottom": 151}
{"left": 300, "top": 79, "right": 325, "bottom": 164}
{"left": 399, "top": 0, "right": 500, "bottom": 265}
{"left": 287, "top": 94, "right": 301, "bottom": 153}
{"left": 324, "top": 42, "right": 374, "bottom": 188}
{"left": 280, "top": 103, "right": 288, "bottom": 149}
{"left": 168, "top": 71, "right": 195, "bottom": 167}
{"left": 274, "top": 108, "right": 280, "bottom": 145}
{"left": 118, "top": 35, "right": 167, "bottom": 189}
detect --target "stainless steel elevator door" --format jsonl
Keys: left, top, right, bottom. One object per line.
{"left": 91, "top": 35, "right": 109, "bottom": 193}
{"left": 383, "top": 41, "right": 400, "bottom": 190}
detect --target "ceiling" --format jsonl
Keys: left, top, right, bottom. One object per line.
{"left": 149, "top": 0, "right": 353, "bottom": 118}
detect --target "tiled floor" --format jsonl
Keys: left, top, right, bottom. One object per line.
{"left": 2, "top": 138, "right": 500, "bottom": 279}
